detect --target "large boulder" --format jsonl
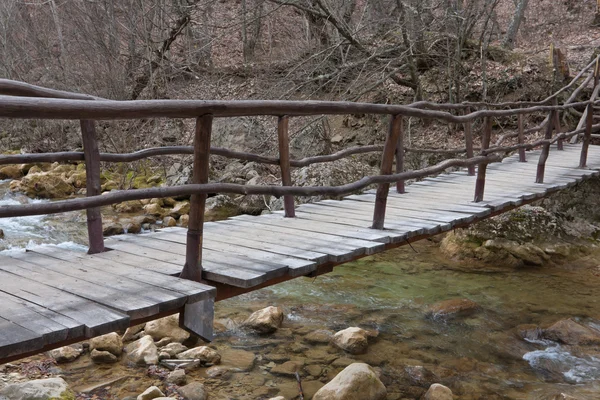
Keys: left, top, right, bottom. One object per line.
{"left": 13, "top": 172, "right": 75, "bottom": 199}
{"left": 426, "top": 298, "right": 479, "bottom": 319}
{"left": 331, "top": 327, "right": 370, "bottom": 355}
{"left": 126, "top": 335, "right": 159, "bottom": 365}
{"left": 242, "top": 306, "right": 284, "bottom": 334}
{"left": 423, "top": 383, "right": 453, "bottom": 400}
{"left": 0, "top": 377, "right": 75, "bottom": 400}
{"left": 0, "top": 165, "right": 22, "bottom": 180}
{"left": 176, "top": 346, "right": 221, "bottom": 364}
{"left": 89, "top": 332, "right": 123, "bottom": 356}
{"left": 312, "top": 363, "right": 386, "bottom": 400}
{"left": 144, "top": 315, "right": 190, "bottom": 343}
{"left": 542, "top": 319, "right": 600, "bottom": 345}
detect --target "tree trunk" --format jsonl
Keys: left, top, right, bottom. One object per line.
{"left": 502, "top": 0, "right": 529, "bottom": 49}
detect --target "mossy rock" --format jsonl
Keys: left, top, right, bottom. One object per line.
{"left": 15, "top": 172, "right": 75, "bottom": 199}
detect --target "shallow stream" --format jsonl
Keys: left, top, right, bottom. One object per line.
{"left": 2, "top": 183, "right": 600, "bottom": 399}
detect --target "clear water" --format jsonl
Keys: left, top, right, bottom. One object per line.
{"left": 3, "top": 181, "right": 600, "bottom": 398}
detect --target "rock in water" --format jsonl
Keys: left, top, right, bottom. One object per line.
{"left": 331, "top": 327, "right": 370, "bottom": 354}
{"left": 177, "top": 382, "right": 208, "bottom": 400}
{"left": 312, "top": 363, "right": 386, "bottom": 400}
{"left": 91, "top": 349, "right": 119, "bottom": 363}
{"left": 165, "top": 369, "right": 187, "bottom": 385}
{"left": 126, "top": 335, "right": 159, "bottom": 365}
{"left": 542, "top": 319, "right": 600, "bottom": 345}
{"left": 423, "top": 383, "right": 453, "bottom": 400}
{"left": 89, "top": 332, "right": 123, "bottom": 356}
{"left": 137, "top": 386, "right": 165, "bottom": 400}
{"left": 242, "top": 306, "right": 284, "bottom": 333}
{"left": 0, "top": 377, "right": 75, "bottom": 400}
{"left": 48, "top": 345, "right": 82, "bottom": 363}
{"left": 176, "top": 346, "right": 221, "bottom": 364}
{"left": 144, "top": 315, "right": 190, "bottom": 343}
{"left": 426, "top": 298, "right": 479, "bottom": 319}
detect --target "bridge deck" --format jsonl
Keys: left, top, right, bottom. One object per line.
{"left": 1, "top": 143, "right": 600, "bottom": 362}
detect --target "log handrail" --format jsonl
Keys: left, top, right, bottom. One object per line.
{"left": 0, "top": 57, "right": 597, "bottom": 281}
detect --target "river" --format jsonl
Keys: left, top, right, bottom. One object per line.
{"left": 1, "top": 183, "right": 600, "bottom": 399}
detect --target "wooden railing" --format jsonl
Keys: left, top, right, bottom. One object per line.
{"left": 0, "top": 56, "right": 598, "bottom": 281}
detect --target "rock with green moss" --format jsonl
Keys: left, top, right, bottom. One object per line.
{"left": 0, "top": 165, "right": 22, "bottom": 180}
{"left": 12, "top": 172, "right": 75, "bottom": 199}
{"left": 113, "top": 200, "right": 144, "bottom": 213}
{"left": 0, "top": 377, "right": 75, "bottom": 400}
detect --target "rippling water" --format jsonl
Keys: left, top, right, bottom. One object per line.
{"left": 3, "top": 181, "right": 600, "bottom": 399}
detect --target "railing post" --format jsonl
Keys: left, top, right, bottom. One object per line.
{"left": 395, "top": 117, "right": 405, "bottom": 193}
{"left": 580, "top": 103, "right": 593, "bottom": 168}
{"left": 552, "top": 98, "right": 563, "bottom": 150}
{"left": 474, "top": 116, "right": 491, "bottom": 202}
{"left": 80, "top": 120, "right": 104, "bottom": 254}
{"left": 517, "top": 113, "right": 526, "bottom": 162}
{"left": 536, "top": 113, "right": 554, "bottom": 183}
{"left": 464, "top": 107, "right": 475, "bottom": 176}
{"left": 372, "top": 114, "right": 402, "bottom": 229}
{"left": 277, "top": 115, "right": 295, "bottom": 217}
{"left": 182, "top": 114, "right": 212, "bottom": 282}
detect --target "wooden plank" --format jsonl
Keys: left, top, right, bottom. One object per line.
{"left": 343, "top": 195, "right": 491, "bottom": 215}
{"left": 151, "top": 229, "right": 318, "bottom": 276}
{"left": 103, "top": 238, "right": 273, "bottom": 287}
{"left": 210, "top": 220, "right": 364, "bottom": 261}
{"left": 0, "top": 290, "right": 83, "bottom": 345}
{"left": 29, "top": 246, "right": 215, "bottom": 304}
{"left": 221, "top": 219, "right": 385, "bottom": 255}
{"left": 231, "top": 213, "right": 395, "bottom": 243}
{"left": 92, "top": 248, "right": 183, "bottom": 275}
{"left": 293, "top": 204, "right": 457, "bottom": 230}
{"left": 107, "top": 234, "right": 290, "bottom": 280}
{"left": 0, "top": 268, "right": 129, "bottom": 337}
{"left": 0, "top": 316, "right": 43, "bottom": 359}
{"left": 3, "top": 253, "right": 165, "bottom": 319}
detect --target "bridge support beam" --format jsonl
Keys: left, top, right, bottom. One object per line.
{"left": 373, "top": 115, "right": 402, "bottom": 229}
{"left": 182, "top": 114, "right": 213, "bottom": 282}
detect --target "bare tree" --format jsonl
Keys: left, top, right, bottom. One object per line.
{"left": 503, "top": 0, "right": 529, "bottom": 49}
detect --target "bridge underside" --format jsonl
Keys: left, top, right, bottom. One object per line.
{"left": 1, "top": 143, "right": 600, "bottom": 363}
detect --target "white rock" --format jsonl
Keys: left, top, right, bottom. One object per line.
{"left": 312, "top": 363, "right": 386, "bottom": 400}
{"left": 176, "top": 346, "right": 221, "bottom": 364}
{"left": 89, "top": 332, "right": 123, "bottom": 356}
{"left": 126, "top": 335, "right": 159, "bottom": 365}
{"left": 331, "top": 327, "right": 370, "bottom": 354}
{"left": 48, "top": 345, "right": 82, "bottom": 363}
{"left": 423, "top": 383, "right": 453, "bottom": 400}
{"left": 160, "top": 342, "right": 188, "bottom": 357}
{"left": 242, "top": 306, "right": 284, "bottom": 333}
{"left": 137, "top": 385, "right": 165, "bottom": 400}
{"left": 177, "top": 382, "right": 208, "bottom": 400}
{"left": 122, "top": 323, "right": 145, "bottom": 342}
{"left": 144, "top": 315, "right": 190, "bottom": 343}
{"left": 0, "top": 377, "right": 74, "bottom": 400}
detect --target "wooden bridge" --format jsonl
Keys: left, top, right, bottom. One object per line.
{"left": 0, "top": 57, "right": 600, "bottom": 363}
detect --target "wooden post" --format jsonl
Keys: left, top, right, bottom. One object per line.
{"left": 552, "top": 98, "right": 563, "bottom": 150}
{"left": 517, "top": 114, "right": 526, "bottom": 162}
{"left": 80, "top": 120, "right": 104, "bottom": 254}
{"left": 474, "top": 116, "right": 491, "bottom": 202}
{"left": 464, "top": 108, "right": 475, "bottom": 175}
{"left": 395, "top": 118, "right": 405, "bottom": 193}
{"left": 181, "top": 114, "right": 212, "bottom": 282}
{"left": 278, "top": 115, "right": 295, "bottom": 217}
{"left": 372, "top": 115, "right": 402, "bottom": 229}
{"left": 580, "top": 103, "right": 593, "bottom": 168}
{"left": 536, "top": 112, "right": 555, "bottom": 184}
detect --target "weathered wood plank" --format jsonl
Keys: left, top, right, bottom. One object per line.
{"left": 0, "top": 317, "right": 43, "bottom": 359}
{"left": 0, "top": 268, "right": 129, "bottom": 337}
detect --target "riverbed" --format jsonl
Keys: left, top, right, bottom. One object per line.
{"left": 1, "top": 185, "right": 600, "bottom": 399}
